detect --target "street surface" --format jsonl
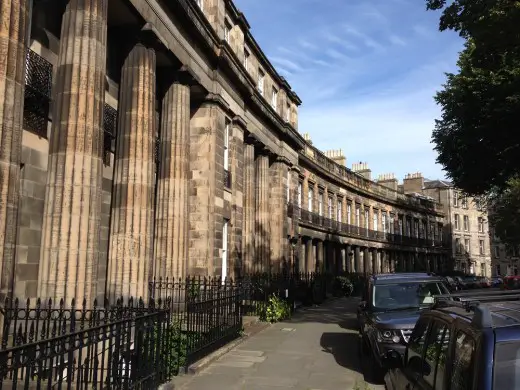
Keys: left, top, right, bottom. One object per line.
{"left": 173, "top": 297, "right": 384, "bottom": 390}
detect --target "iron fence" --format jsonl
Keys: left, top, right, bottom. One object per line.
{"left": 0, "top": 297, "right": 169, "bottom": 389}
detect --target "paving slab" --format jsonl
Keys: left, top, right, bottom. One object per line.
{"left": 174, "top": 297, "right": 385, "bottom": 390}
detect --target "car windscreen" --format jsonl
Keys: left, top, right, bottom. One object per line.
{"left": 371, "top": 281, "right": 449, "bottom": 311}
{"left": 493, "top": 341, "right": 520, "bottom": 389}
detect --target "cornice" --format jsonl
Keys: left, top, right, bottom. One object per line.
{"left": 203, "top": 93, "right": 231, "bottom": 113}
{"left": 232, "top": 115, "right": 247, "bottom": 130}
{"left": 299, "top": 153, "right": 444, "bottom": 217}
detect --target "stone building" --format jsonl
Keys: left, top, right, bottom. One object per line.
{"left": 423, "top": 179, "right": 492, "bottom": 276}
{"left": 0, "top": 0, "right": 449, "bottom": 305}
{"left": 489, "top": 234, "right": 519, "bottom": 277}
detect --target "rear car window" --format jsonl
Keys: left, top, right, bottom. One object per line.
{"left": 494, "top": 342, "right": 520, "bottom": 389}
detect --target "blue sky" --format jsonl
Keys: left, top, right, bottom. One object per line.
{"left": 234, "top": 0, "right": 464, "bottom": 182}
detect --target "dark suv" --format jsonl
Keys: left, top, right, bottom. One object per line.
{"left": 384, "top": 290, "right": 520, "bottom": 390}
{"left": 357, "top": 273, "right": 449, "bottom": 380}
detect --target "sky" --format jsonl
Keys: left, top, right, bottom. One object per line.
{"left": 234, "top": 0, "right": 464, "bottom": 182}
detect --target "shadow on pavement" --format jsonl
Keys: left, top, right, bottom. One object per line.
{"left": 320, "top": 332, "right": 362, "bottom": 374}
{"left": 287, "top": 297, "right": 361, "bottom": 325}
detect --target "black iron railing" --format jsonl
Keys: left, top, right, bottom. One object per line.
{"left": 288, "top": 204, "right": 446, "bottom": 248}
{"left": 224, "top": 169, "right": 231, "bottom": 189}
{"left": 23, "top": 50, "right": 52, "bottom": 138}
{"left": 0, "top": 297, "right": 169, "bottom": 389}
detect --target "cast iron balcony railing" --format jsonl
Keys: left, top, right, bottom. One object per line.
{"left": 24, "top": 49, "right": 53, "bottom": 138}
{"left": 224, "top": 169, "right": 231, "bottom": 189}
{"left": 287, "top": 204, "right": 446, "bottom": 249}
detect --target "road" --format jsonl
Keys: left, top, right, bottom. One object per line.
{"left": 171, "top": 297, "right": 384, "bottom": 390}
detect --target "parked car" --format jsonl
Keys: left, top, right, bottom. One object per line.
{"left": 463, "top": 275, "right": 478, "bottom": 289}
{"left": 356, "top": 272, "right": 450, "bottom": 382}
{"left": 502, "top": 275, "right": 520, "bottom": 290}
{"left": 453, "top": 276, "right": 467, "bottom": 290}
{"left": 383, "top": 290, "right": 520, "bottom": 390}
{"left": 476, "top": 276, "right": 491, "bottom": 288}
{"left": 443, "top": 276, "right": 459, "bottom": 292}
{"left": 490, "top": 276, "right": 503, "bottom": 287}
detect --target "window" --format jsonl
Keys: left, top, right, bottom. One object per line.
{"left": 258, "top": 69, "right": 265, "bottom": 95}
{"left": 364, "top": 209, "right": 369, "bottom": 230}
{"left": 297, "top": 182, "right": 302, "bottom": 207}
{"left": 271, "top": 87, "right": 278, "bottom": 110}
{"left": 496, "top": 264, "right": 501, "bottom": 276}
{"left": 390, "top": 214, "right": 395, "bottom": 234}
{"left": 337, "top": 200, "right": 342, "bottom": 223}
{"left": 308, "top": 188, "right": 313, "bottom": 212}
{"left": 464, "top": 238, "right": 470, "bottom": 253}
{"left": 493, "top": 342, "right": 520, "bottom": 389}
{"left": 286, "top": 171, "right": 290, "bottom": 203}
{"left": 478, "top": 217, "right": 484, "bottom": 232}
{"left": 318, "top": 192, "right": 323, "bottom": 216}
{"left": 451, "top": 331, "right": 475, "bottom": 390}
{"left": 461, "top": 196, "right": 468, "bottom": 209}
{"left": 399, "top": 218, "right": 403, "bottom": 236}
{"left": 356, "top": 205, "right": 361, "bottom": 227}
{"left": 328, "top": 196, "right": 333, "bottom": 219}
{"left": 423, "top": 322, "right": 450, "bottom": 388}
{"left": 479, "top": 240, "right": 485, "bottom": 255}
{"left": 414, "top": 220, "right": 419, "bottom": 238}
{"left": 463, "top": 215, "right": 469, "bottom": 231}
{"left": 453, "top": 191, "right": 459, "bottom": 207}
{"left": 244, "top": 49, "right": 250, "bottom": 70}
{"left": 382, "top": 213, "right": 387, "bottom": 234}
{"left": 407, "top": 318, "right": 430, "bottom": 364}
{"left": 454, "top": 214, "right": 460, "bottom": 230}
{"left": 481, "top": 262, "right": 486, "bottom": 276}
{"left": 373, "top": 211, "right": 379, "bottom": 231}
{"left": 347, "top": 203, "right": 352, "bottom": 225}
{"left": 494, "top": 246, "right": 500, "bottom": 258}
{"left": 222, "top": 219, "right": 229, "bottom": 281}
{"left": 285, "top": 103, "right": 290, "bottom": 122}
{"left": 223, "top": 119, "right": 230, "bottom": 171}
{"left": 455, "top": 237, "right": 461, "bottom": 253}
{"left": 475, "top": 198, "right": 482, "bottom": 210}
{"left": 224, "top": 20, "right": 231, "bottom": 43}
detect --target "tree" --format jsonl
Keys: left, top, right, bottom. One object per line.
{"left": 427, "top": 0, "right": 520, "bottom": 195}
{"left": 487, "top": 178, "right": 520, "bottom": 247}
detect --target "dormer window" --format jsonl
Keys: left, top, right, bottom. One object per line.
{"left": 271, "top": 88, "right": 278, "bottom": 110}
{"left": 258, "top": 69, "right": 265, "bottom": 96}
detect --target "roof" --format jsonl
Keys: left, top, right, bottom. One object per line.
{"left": 423, "top": 179, "right": 453, "bottom": 189}
{"left": 372, "top": 272, "right": 444, "bottom": 284}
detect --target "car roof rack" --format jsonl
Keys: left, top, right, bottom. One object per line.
{"left": 433, "top": 291, "right": 520, "bottom": 329}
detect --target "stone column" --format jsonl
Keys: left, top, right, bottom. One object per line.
{"left": 316, "top": 240, "right": 324, "bottom": 272}
{"left": 255, "top": 149, "right": 270, "bottom": 272}
{"left": 371, "top": 249, "right": 378, "bottom": 274}
{"left": 107, "top": 43, "right": 156, "bottom": 301}
{"left": 242, "top": 139, "right": 255, "bottom": 272}
{"left": 338, "top": 246, "right": 345, "bottom": 274}
{"left": 269, "top": 156, "right": 290, "bottom": 272}
{"left": 354, "top": 246, "right": 361, "bottom": 273}
{"left": 38, "top": 0, "right": 108, "bottom": 303}
{"left": 345, "top": 244, "right": 353, "bottom": 272}
{"left": 153, "top": 75, "right": 190, "bottom": 281}
{"left": 0, "top": 0, "right": 30, "bottom": 299}
{"left": 305, "top": 238, "right": 313, "bottom": 272}
{"left": 381, "top": 251, "right": 387, "bottom": 273}
{"left": 364, "top": 248, "right": 371, "bottom": 274}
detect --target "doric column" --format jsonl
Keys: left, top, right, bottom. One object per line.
{"left": 107, "top": 43, "right": 156, "bottom": 301}
{"left": 242, "top": 138, "right": 255, "bottom": 272}
{"left": 255, "top": 149, "right": 270, "bottom": 272}
{"left": 153, "top": 74, "right": 191, "bottom": 280}
{"left": 316, "top": 240, "right": 324, "bottom": 272}
{"left": 305, "top": 238, "right": 313, "bottom": 272}
{"left": 338, "top": 246, "right": 345, "bottom": 274}
{"left": 345, "top": 244, "right": 353, "bottom": 272}
{"left": 371, "top": 249, "right": 378, "bottom": 274}
{"left": 364, "top": 248, "right": 371, "bottom": 274}
{"left": 38, "top": 0, "right": 108, "bottom": 303}
{"left": 354, "top": 246, "right": 361, "bottom": 273}
{"left": 0, "top": 1, "right": 30, "bottom": 299}
{"left": 269, "top": 156, "right": 290, "bottom": 272}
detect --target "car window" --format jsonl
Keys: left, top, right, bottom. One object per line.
{"left": 421, "top": 321, "right": 450, "bottom": 389}
{"left": 372, "top": 282, "right": 449, "bottom": 310}
{"left": 493, "top": 341, "right": 520, "bottom": 390}
{"left": 451, "top": 330, "right": 475, "bottom": 390}
{"left": 407, "top": 318, "right": 430, "bottom": 365}
{"left": 435, "top": 326, "right": 450, "bottom": 390}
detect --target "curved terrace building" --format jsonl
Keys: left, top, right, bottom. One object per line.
{"left": 0, "top": 0, "right": 449, "bottom": 304}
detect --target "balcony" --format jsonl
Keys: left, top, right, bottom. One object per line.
{"left": 288, "top": 204, "right": 446, "bottom": 249}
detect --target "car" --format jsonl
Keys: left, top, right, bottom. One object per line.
{"left": 383, "top": 290, "right": 520, "bottom": 390}
{"left": 356, "top": 272, "right": 450, "bottom": 382}
{"left": 490, "top": 276, "right": 503, "bottom": 287}
{"left": 443, "top": 276, "right": 459, "bottom": 292}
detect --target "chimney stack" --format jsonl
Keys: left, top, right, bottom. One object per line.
{"left": 324, "top": 149, "right": 346, "bottom": 167}
{"left": 377, "top": 173, "right": 398, "bottom": 191}
{"left": 303, "top": 132, "right": 312, "bottom": 145}
{"left": 403, "top": 172, "right": 424, "bottom": 194}
{"left": 352, "top": 161, "right": 371, "bottom": 181}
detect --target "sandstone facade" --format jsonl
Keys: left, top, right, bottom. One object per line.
{"left": 0, "top": 0, "right": 450, "bottom": 303}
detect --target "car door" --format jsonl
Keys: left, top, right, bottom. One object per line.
{"left": 388, "top": 317, "right": 431, "bottom": 390}
{"left": 447, "top": 326, "right": 478, "bottom": 390}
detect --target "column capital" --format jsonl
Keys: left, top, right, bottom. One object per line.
{"left": 140, "top": 22, "right": 169, "bottom": 51}
{"left": 257, "top": 145, "right": 273, "bottom": 157}
{"left": 203, "top": 93, "right": 231, "bottom": 112}
{"left": 273, "top": 155, "right": 292, "bottom": 167}
{"left": 232, "top": 115, "right": 247, "bottom": 130}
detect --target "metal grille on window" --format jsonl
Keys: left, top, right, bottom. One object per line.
{"left": 103, "top": 103, "right": 117, "bottom": 166}
{"left": 23, "top": 49, "right": 53, "bottom": 138}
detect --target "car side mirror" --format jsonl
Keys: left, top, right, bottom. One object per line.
{"left": 358, "top": 301, "right": 367, "bottom": 311}
{"left": 408, "top": 355, "right": 431, "bottom": 376}
{"left": 384, "top": 350, "right": 403, "bottom": 369}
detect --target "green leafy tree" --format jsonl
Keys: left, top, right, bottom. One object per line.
{"left": 488, "top": 178, "right": 520, "bottom": 247}
{"left": 427, "top": 0, "right": 520, "bottom": 195}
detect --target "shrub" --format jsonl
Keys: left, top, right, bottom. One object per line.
{"left": 333, "top": 276, "right": 354, "bottom": 297}
{"left": 259, "top": 294, "right": 291, "bottom": 323}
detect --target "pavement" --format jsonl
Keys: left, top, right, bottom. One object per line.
{"left": 171, "top": 297, "right": 385, "bottom": 390}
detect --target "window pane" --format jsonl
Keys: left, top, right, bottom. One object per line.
{"left": 423, "top": 322, "right": 449, "bottom": 388}
{"left": 407, "top": 319, "right": 429, "bottom": 364}
{"left": 451, "top": 331, "right": 475, "bottom": 390}
{"left": 494, "top": 342, "right": 520, "bottom": 390}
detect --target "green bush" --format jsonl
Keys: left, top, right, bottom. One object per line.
{"left": 259, "top": 294, "right": 291, "bottom": 323}
{"left": 333, "top": 276, "right": 354, "bottom": 297}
